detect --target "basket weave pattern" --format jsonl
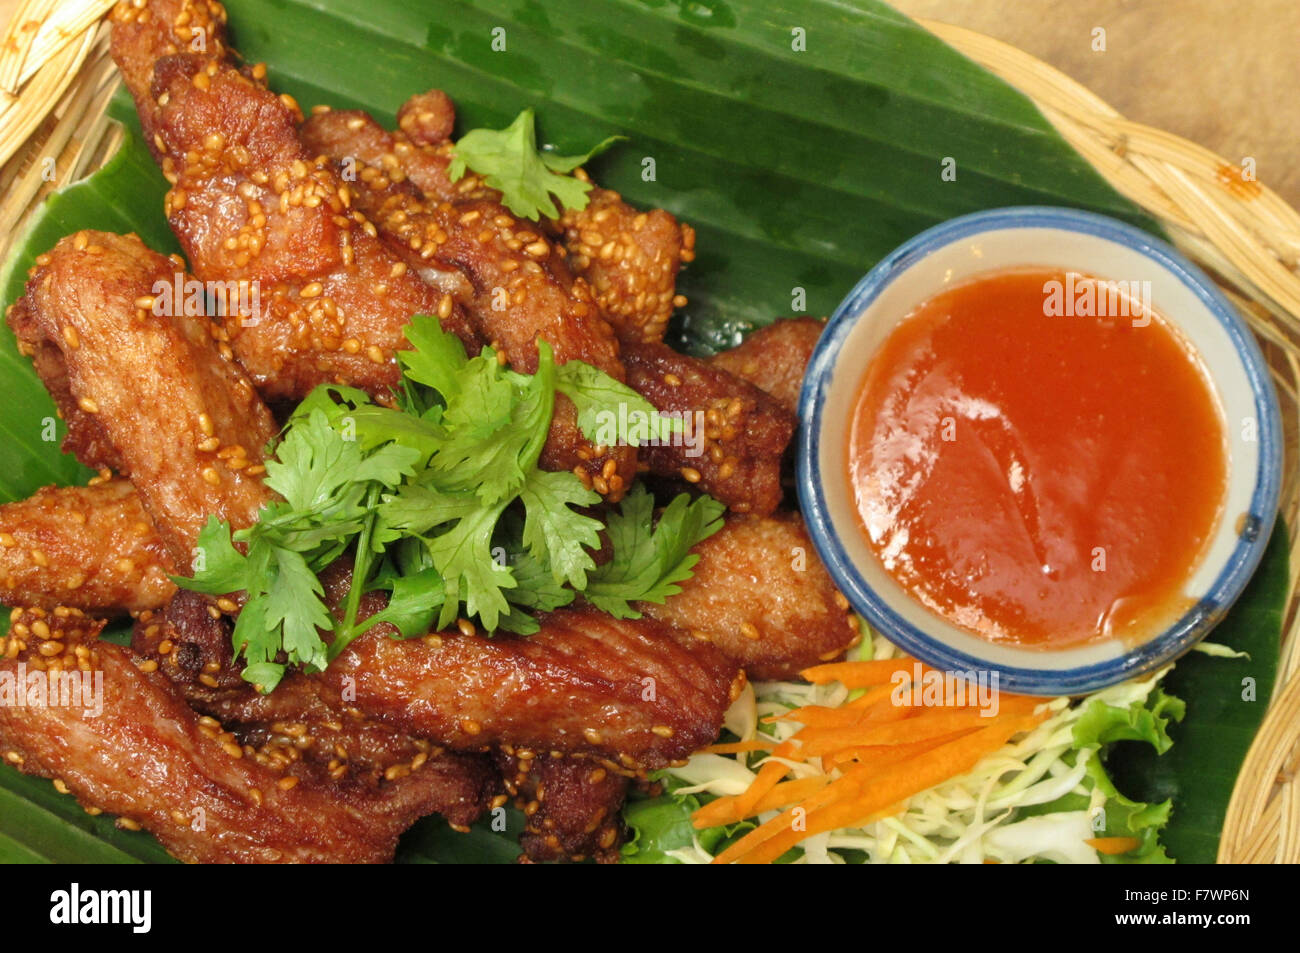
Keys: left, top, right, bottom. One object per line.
{"left": 1, "top": 0, "right": 1296, "bottom": 863}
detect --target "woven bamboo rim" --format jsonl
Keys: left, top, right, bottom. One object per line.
{"left": 1, "top": 0, "right": 1297, "bottom": 863}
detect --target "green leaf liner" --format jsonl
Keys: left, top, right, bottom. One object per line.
{"left": 0, "top": 0, "right": 1280, "bottom": 864}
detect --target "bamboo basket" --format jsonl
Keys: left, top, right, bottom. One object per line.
{"left": 0, "top": 0, "right": 1297, "bottom": 864}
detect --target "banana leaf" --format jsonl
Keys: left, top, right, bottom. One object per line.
{"left": 0, "top": 0, "right": 1283, "bottom": 864}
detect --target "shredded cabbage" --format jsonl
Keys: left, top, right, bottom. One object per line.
{"left": 621, "top": 625, "right": 1180, "bottom": 865}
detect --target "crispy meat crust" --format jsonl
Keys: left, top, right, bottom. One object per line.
{"left": 10, "top": 231, "right": 275, "bottom": 564}
{"left": 0, "top": 480, "right": 176, "bottom": 614}
{"left": 299, "top": 108, "right": 637, "bottom": 498}
{"left": 130, "top": 590, "right": 498, "bottom": 794}
{"left": 140, "top": 569, "right": 742, "bottom": 773}
{"left": 8, "top": 298, "right": 123, "bottom": 471}
{"left": 548, "top": 185, "right": 694, "bottom": 346}
{"left": 497, "top": 751, "right": 629, "bottom": 863}
{"left": 709, "top": 317, "right": 824, "bottom": 414}
{"left": 0, "top": 606, "right": 493, "bottom": 861}
{"left": 622, "top": 341, "right": 795, "bottom": 515}
{"left": 109, "top": 0, "right": 483, "bottom": 401}
{"left": 386, "top": 89, "right": 695, "bottom": 348}
{"left": 640, "top": 512, "right": 858, "bottom": 679}
{"left": 325, "top": 606, "right": 742, "bottom": 771}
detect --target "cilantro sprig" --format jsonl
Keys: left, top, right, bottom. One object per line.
{"left": 176, "top": 318, "right": 722, "bottom": 692}
{"left": 448, "top": 108, "right": 625, "bottom": 220}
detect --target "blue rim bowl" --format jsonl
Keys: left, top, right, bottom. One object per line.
{"left": 796, "top": 206, "right": 1282, "bottom": 696}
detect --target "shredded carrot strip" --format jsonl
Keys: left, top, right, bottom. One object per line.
{"left": 795, "top": 701, "right": 1041, "bottom": 757}
{"left": 726, "top": 760, "right": 791, "bottom": 819}
{"left": 701, "top": 740, "right": 773, "bottom": 755}
{"left": 800, "top": 658, "right": 925, "bottom": 687}
{"left": 846, "top": 683, "right": 908, "bottom": 711}
{"left": 820, "top": 729, "right": 977, "bottom": 771}
{"left": 1086, "top": 836, "right": 1141, "bottom": 856}
{"left": 713, "top": 712, "right": 1047, "bottom": 864}
{"left": 693, "top": 776, "right": 830, "bottom": 827}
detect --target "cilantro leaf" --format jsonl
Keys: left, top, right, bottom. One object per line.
{"left": 518, "top": 469, "right": 603, "bottom": 588}
{"left": 555, "top": 360, "right": 681, "bottom": 447}
{"left": 448, "top": 108, "right": 624, "bottom": 220}
{"left": 262, "top": 408, "right": 369, "bottom": 512}
{"left": 585, "top": 486, "right": 726, "bottom": 618}
{"left": 503, "top": 548, "right": 578, "bottom": 614}
{"left": 398, "top": 316, "right": 469, "bottom": 402}
{"left": 176, "top": 516, "right": 258, "bottom": 595}
{"left": 425, "top": 342, "right": 555, "bottom": 504}
{"left": 426, "top": 501, "right": 516, "bottom": 631}
{"left": 264, "top": 547, "right": 332, "bottom": 672}
{"left": 364, "top": 568, "right": 446, "bottom": 640}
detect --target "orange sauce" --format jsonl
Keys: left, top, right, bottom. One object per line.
{"left": 847, "top": 268, "right": 1227, "bottom": 649}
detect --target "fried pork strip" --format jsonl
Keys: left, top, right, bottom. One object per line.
{"left": 134, "top": 571, "right": 743, "bottom": 773}
{"left": 389, "top": 91, "right": 696, "bottom": 347}
{"left": 548, "top": 184, "right": 694, "bottom": 346}
{"left": 640, "top": 512, "right": 858, "bottom": 679}
{"left": 0, "top": 606, "right": 493, "bottom": 862}
{"left": 9, "top": 230, "right": 275, "bottom": 564}
{"left": 129, "top": 590, "right": 498, "bottom": 798}
{"left": 133, "top": 591, "right": 631, "bottom": 860}
{"left": 8, "top": 298, "right": 122, "bottom": 471}
{"left": 0, "top": 480, "right": 176, "bottom": 613}
{"left": 277, "top": 608, "right": 739, "bottom": 772}
{"left": 622, "top": 341, "right": 795, "bottom": 515}
{"left": 109, "top": 0, "right": 482, "bottom": 401}
{"left": 709, "top": 317, "right": 825, "bottom": 414}
{"left": 299, "top": 108, "right": 636, "bottom": 497}
{"left": 496, "top": 750, "right": 628, "bottom": 863}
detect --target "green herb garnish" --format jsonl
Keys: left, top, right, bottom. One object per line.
{"left": 176, "top": 317, "right": 722, "bottom": 691}
{"left": 448, "top": 108, "right": 625, "bottom": 220}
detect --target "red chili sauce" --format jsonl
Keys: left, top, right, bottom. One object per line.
{"left": 847, "top": 268, "right": 1227, "bottom": 649}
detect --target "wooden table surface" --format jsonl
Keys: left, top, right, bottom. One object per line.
{"left": 4, "top": 0, "right": 1298, "bottom": 207}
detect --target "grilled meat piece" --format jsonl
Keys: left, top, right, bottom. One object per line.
{"left": 0, "top": 606, "right": 493, "bottom": 862}
{"left": 622, "top": 340, "right": 795, "bottom": 515}
{"left": 134, "top": 565, "right": 742, "bottom": 773}
{"left": 109, "top": 0, "right": 482, "bottom": 401}
{"left": 387, "top": 89, "right": 695, "bottom": 347}
{"left": 326, "top": 605, "right": 742, "bottom": 771}
{"left": 640, "top": 512, "right": 858, "bottom": 679}
{"left": 497, "top": 750, "right": 629, "bottom": 863}
{"left": 709, "top": 317, "right": 824, "bottom": 414}
{"left": 0, "top": 480, "right": 176, "bottom": 614}
{"left": 547, "top": 184, "right": 694, "bottom": 346}
{"left": 299, "top": 107, "right": 636, "bottom": 498}
{"left": 9, "top": 231, "right": 275, "bottom": 564}
{"left": 130, "top": 589, "right": 490, "bottom": 791}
